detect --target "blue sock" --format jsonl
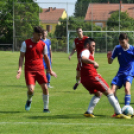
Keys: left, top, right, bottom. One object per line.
{"left": 46, "top": 73, "right": 51, "bottom": 84}
{"left": 125, "top": 95, "right": 131, "bottom": 105}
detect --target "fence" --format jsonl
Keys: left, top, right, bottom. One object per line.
{"left": 1, "top": 1, "right": 134, "bottom": 52}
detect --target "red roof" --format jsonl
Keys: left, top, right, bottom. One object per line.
{"left": 39, "top": 7, "right": 65, "bottom": 23}
{"left": 85, "top": 4, "right": 134, "bottom": 21}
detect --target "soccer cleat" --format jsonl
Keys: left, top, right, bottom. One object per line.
{"left": 84, "top": 111, "right": 95, "bottom": 118}
{"left": 111, "top": 113, "right": 116, "bottom": 117}
{"left": 25, "top": 100, "right": 32, "bottom": 111}
{"left": 43, "top": 109, "right": 50, "bottom": 113}
{"left": 115, "top": 114, "right": 131, "bottom": 119}
{"left": 73, "top": 83, "right": 79, "bottom": 90}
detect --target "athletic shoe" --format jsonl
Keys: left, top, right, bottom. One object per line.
{"left": 43, "top": 109, "right": 50, "bottom": 113}
{"left": 48, "top": 85, "right": 53, "bottom": 88}
{"left": 115, "top": 114, "right": 131, "bottom": 119}
{"left": 84, "top": 111, "right": 95, "bottom": 118}
{"left": 111, "top": 113, "right": 116, "bottom": 117}
{"left": 25, "top": 100, "right": 32, "bottom": 111}
{"left": 73, "top": 83, "right": 79, "bottom": 90}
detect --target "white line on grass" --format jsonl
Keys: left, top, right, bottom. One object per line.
{"left": 0, "top": 122, "right": 133, "bottom": 126}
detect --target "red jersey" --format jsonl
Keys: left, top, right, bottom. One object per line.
{"left": 74, "top": 36, "right": 88, "bottom": 59}
{"left": 80, "top": 49, "right": 98, "bottom": 78}
{"left": 25, "top": 39, "right": 45, "bottom": 71}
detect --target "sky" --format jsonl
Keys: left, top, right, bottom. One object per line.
{"left": 35, "top": 0, "right": 77, "bottom": 16}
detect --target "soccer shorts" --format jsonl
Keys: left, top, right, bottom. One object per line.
{"left": 111, "top": 75, "right": 133, "bottom": 89}
{"left": 25, "top": 70, "right": 48, "bottom": 85}
{"left": 81, "top": 75, "right": 109, "bottom": 94}
{"left": 43, "top": 58, "right": 51, "bottom": 70}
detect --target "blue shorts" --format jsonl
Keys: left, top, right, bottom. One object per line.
{"left": 111, "top": 75, "right": 133, "bottom": 89}
{"left": 43, "top": 58, "right": 52, "bottom": 70}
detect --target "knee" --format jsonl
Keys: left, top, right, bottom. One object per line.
{"left": 125, "top": 88, "right": 130, "bottom": 94}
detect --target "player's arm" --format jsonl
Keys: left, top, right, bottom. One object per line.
{"left": 44, "top": 45, "right": 57, "bottom": 78}
{"left": 81, "top": 56, "right": 99, "bottom": 69}
{"left": 68, "top": 42, "right": 76, "bottom": 60}
{"left": 16, "top": 41, "right": 26, "bottom": 79}
{"left": 107, "top": 46, "right": 117, "bottom": 64}
{"left": 81, "top": 50, "right": 99, "bottom": 69}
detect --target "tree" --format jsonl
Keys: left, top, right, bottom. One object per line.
{"left": 0, "top": 0, "right": 40, "bottom": 50}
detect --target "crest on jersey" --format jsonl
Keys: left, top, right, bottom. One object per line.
{"left": 29, "top": 45, "right": 32, "bottom": 48}
{"left": 119, "top": 52, "right": 121, "bottom": 55}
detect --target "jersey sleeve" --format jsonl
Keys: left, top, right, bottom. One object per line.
{"left": 44, "top": 44, "right": 48, "bottom": 55}
{"left": 111, "top": 46, "right": 118, "bottom": 59}
{"left": 20, "top": 41, "right": 26, "bottom": 52}
{"left": 81, "top": 50, "right": 90, "bottom": 58}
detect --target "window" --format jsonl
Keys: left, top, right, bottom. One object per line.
{"left": 95, "top": 23, "right": 103, "bottom": 27}
{"left": 46, "top": 25, "right": 52, "bottom": 32}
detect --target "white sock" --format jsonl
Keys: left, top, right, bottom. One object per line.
{"left": 43, "top": 94, "right": 49, "bottom": 109}
{"left": 107, "top": 94, "right": 121, "bottom": 115}
{"left": 87, "top": 96, "right": 100, "bottom": 114}
{"left": 27, "top": 93, "right": 33, "bottom": 101}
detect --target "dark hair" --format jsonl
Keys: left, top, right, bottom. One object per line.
{"left": 119, "top": 33, "right": 128, "bottom": 40}
{"left": 76, "top": 27, "right": 82, "bottom": 31}
{"left": 84, "top": 38, "right": 95, "bottom": 47}
{"left": 33, "top": 26, "right": 43, "bottom": 33}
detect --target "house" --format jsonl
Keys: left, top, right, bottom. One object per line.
{"left": 39, "top": 7, "right": 67, "bottom": 33}
{"left": 84, "top": 1, "right": 134, "bottom": 27}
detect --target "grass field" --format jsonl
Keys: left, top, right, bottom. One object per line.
{"left": 0, "top": 51, "right": 134, "bottom": 134}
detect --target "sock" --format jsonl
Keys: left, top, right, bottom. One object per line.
{"left": 107, "top": 94, "right": 121, "bottom": 115}
{"left": 27, "top": 93, "right": 33, "bottom": 101}
{"left": 43, "top": 94, "right": 49, "bottom": 109}
{"left": 46, "top": 73, "right": 51, "bottom": 83}
{"left": 76, "top": 78, "right": 81, "bottom": 83}
{"left": 125, "top": 95, "right": 131, "bottom": 105}
{"left": 87, "top": 96, "right": 100, "bottom": 114}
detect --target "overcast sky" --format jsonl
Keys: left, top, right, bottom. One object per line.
{"left": 36, "top": 0, "right": 77, "bottom": 16}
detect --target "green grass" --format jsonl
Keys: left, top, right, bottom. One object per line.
{"left": 0, "top": 51, "right": 134, "bottom": 134}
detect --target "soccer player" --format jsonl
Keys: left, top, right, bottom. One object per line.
{"left": 42, "top": 30, "right": 53, "bottom": 88}
{"left": 68, "top": 27, "right": 89, "bottom": 90}
{"left": 80, "top": 38, "right": 130, "bottom": 119}
{"left": 107, "top": 33, "right": 134, "bottom": 114}
{"left": 16, "top": 26, "right": 57, "bottom": 113}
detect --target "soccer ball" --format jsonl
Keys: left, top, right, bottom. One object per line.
{"left": 121, "top": 105, "right": 134, "bottom": 116}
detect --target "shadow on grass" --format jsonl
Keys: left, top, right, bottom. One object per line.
{"left": 27, "top": 114, "right": 107, "bottom": 120}
{"left": 0, "top": 111, "right": 21, "bottom": 114}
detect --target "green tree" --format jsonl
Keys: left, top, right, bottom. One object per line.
{"left": 0, "top": 0, "right": 40, "bottom": 50}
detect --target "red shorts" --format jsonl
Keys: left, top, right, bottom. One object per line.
{"left": 76, "top": 62, "right": 81, "bottom": 71}
{"left": 81, "top": 75, "right": 109, "bottom": 94}
{"left": 25, "top": 70, "right": 48, "bottom": 85}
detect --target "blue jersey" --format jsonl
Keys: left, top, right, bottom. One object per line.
{"left": 42, "top": 39, "right": 51, "bottom": 60}
{"left": 111, "top": 44, "right": 134, "bottom": 76}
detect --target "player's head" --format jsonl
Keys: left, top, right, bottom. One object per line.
{"left": 84, "top": 38, "right": 95, "bottom": 52}
{"left": 76, "top": 27, "right": 83, "bottom": 38}
{"left": 33, "top": 26, "right": 43, "bottom": 42}
{"left": 119, "top": 33, "right": 128, "bottom": 48}
{"left": 43, "top": 30, "right": 48, "bottom": 39}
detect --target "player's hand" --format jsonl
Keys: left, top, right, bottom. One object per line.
{"left": 107, "top": 51, "right": 112, "bottom": 58}
{"left": 49, "top": 70, "right": 57, "bottom": 78}
{"left": 16, "top": 70, "right": 21, "bottom": 79}
{"left": 94, "top": 62, "right": 99, "bottom": 69}
{"left": 68, "top": 56, "right": 71, "bottom": 60}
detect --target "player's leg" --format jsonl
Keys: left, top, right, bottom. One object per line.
{"left": 73, "top": 70, "right": 81, "bottom": 90}
{"left": 84, "top": 91, "right": 102, "bottom": 117}
{"left": 25, "top": 85, "right": 34, "bottom": 111}
{"left": 124, "top": 81, "right": 132, "bottom": 105}
{"left": 103, "top": 89, "right": 130, "bottom": 119}
{"left": 40, "top": 83, "right": 50, "bottom": 113}
{"left": 37, "top": 70, "right": 50, "bottom": 112}
{"left": 25, "top": 71, "right": 35, "bottom": 111}
{"left": 46, "top": 69, "right": 53, "bottom": 88}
